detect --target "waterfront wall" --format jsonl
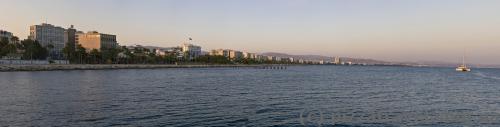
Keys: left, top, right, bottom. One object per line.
{"left": 0, "top": 64, "right": 283, "bottom": 72}
{"left": 0, "top": 60, "right": 69, "bottom": 65}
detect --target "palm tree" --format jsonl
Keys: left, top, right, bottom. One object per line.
{"left": 47, "top": 43, "right": 54, "bottom": 60}
{"left": 10, "top": 36, "right": 19, "bottom": 44}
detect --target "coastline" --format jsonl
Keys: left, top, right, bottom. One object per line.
{"left": 0, "top": 64, "right": 287, "bottom": 72}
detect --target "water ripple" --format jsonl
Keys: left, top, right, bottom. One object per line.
{"left": 1, "top": 66, "right": 500, "bottom": 126}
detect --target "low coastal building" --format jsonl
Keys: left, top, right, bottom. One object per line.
{"left": 281, "top": 57, "right": 293, "bottom": 63}
{"left": 210, "top": 49, "right": 270, "bottom": 61}
{"left": 126, "top": 45, "right": 147, "bottom": 53}
{"left": 76, "top": 31, "right": 118, "bottom": 51}
{"left": 155, "top": 47, "right": 183, "bottom": 58}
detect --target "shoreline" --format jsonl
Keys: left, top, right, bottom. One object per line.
{"left": 0, "top": 64, "right": 288, "bottom": 72}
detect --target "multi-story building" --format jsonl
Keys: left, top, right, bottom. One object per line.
{"left": 76, "top": 31, "right": 117, "bottom": 51}
{"left": 289, "top": 58, "right": 295, "bottom": 63}
{"left": 155, "top": 48, "right": 167, "bottom": 56}
{"left": 255, "top": 55, "right": 266, "bottom": 61}
{"left": 64, "top": 25, "right": 77, "bottom": 52}
{"left": 280, "top": 57, "right": 293, "bottom": 63}
{"left": 210, "top": 49, "right": 230, "bottom": 58}
{"left": 243, "top": 52, "right": 258, "bottom": 59}
{"left": 229, "top": 50, "right": 243, "bottom": 60}
{"left": 250, "top": 53, "right": 258, "bottom": 59}
{"left": 29, "top": 23, "right": 66, "bottom": 59}
{"left": 275, "top": 57, "right": 282, "bottom": 62}
{"left": 155, "top": 47, "right": 183, "bottom": 57}
{"left": 267, "top": 56, "right": 276, "bottom": 61}
{"left": 0, "top": 30, "right": 14, "bottom": 43}
{"left": 242, "top": 52, "right": 251, "bottom": 59}
{"left": 334, "top": 57, "right": 341, "bottom": 64}
{"left": 181, "top": 43, "right": 201, "bottom": 60}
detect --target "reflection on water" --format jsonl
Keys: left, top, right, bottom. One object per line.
{"left": 1, "top": 66, "right": 500, "bottom": 126}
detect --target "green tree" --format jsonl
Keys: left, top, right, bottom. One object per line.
{"left": 101, "top": 48, "right": 120, "bottom": 64}
{"left": 46, "top": 43, "right": 54, "bottom": 59}
{"left": 10, "top": 36, "right": 19, "bottom": 43}
{"left": 0, "top": 43, "right": 17, "bottom": 57}
{"left": 63, "top": 43, "right": 76, "bottom": 63}
{"left": 20, "top": 39, "right": 48, "bottom": 60}
{"left": 0, "top": 37, "right": 10, "bottom": 57}
{"left": 75, "top": 44, "right": 88, "bottom": 64}
{"left": 89, "top": 49, "right": 101, "bottom": 64}
{"left": 194, "top": 55, "right": 232, "bottom": 64}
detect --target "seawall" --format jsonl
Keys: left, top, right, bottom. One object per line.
{"left": 0, "top": 64, "right": 284, "bottom": 72}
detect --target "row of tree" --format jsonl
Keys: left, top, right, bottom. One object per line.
{"left": 1, "top": 37, "right": 292, "bottom": 65}
{"left": 0, "top": 37, "right": 49, "bottom": 60}
{"left": 61, "top": 43, "right": 291, "bottom": 64}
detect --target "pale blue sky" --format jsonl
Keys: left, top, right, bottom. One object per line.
{"left": 1, "top": 0, "right": 500, "bottom": 64}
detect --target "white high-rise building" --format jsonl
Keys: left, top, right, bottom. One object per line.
{"left": 181, "top": 43, "right": 201, "bottom": 60}
{"left": 334, "top": 57, "right": 341, "bottom": 64}
{"left": 29, "top": 23, "right": 66, "bottom": 59}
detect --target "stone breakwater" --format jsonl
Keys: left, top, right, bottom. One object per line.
{"left": 0, "top": 64, "right": 276, "bottom": 72}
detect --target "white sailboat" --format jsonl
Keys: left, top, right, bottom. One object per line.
{"left": 456, "top": 49, "right": 471, "bottom": 72}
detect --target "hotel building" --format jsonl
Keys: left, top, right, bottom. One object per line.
{"left": 76, "top": 31, "right": 118, "bottom": 51}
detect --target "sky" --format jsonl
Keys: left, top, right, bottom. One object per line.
{"left": 1, "top": 0, "right": 500, "bottom": 65}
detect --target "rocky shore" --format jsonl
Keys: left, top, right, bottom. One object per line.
{"left": 0, "top": 64, "right": 273, "bottom": 72}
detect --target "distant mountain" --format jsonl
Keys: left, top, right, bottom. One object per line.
{"left": 402, "top": 61, "right": 500, "bottom": 68}
{"left": 261, "top": 52, "right": 390, "bottom": 65}
{"left": 401, "top": 61, "right": 458, "bottom": 67}
{"left": 261, "top": 52, "right": 332, "bottom": 61}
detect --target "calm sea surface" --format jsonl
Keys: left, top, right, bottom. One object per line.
{"left": 1, "top": 66, "right": 500, "bottom": 126}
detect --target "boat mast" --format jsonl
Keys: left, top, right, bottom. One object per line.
{"left": 463, "top": 48, "right": 466, "bottom": 67}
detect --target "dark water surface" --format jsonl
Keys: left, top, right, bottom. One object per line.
{"left": 1, "top": 66, "right": 500, "bottom": 126}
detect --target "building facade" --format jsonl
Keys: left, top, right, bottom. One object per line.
{"left": 29, "top": 23, "right": 66, "bottom": 59}
{"left": 229, "top": 50, "right": 243, "bottom": 60}
{"left": 64, "top": 25, "right": 77, "bottom": 52}
{"left": 0, "top": 30, "right": 14, "bottom": 43}
{"left": 210, "top": 49, "right": 230, "bottom": 58}
{"left": 334, "top": 57, "right": 341, "bottom": 64}
{"left": 267, "top": 56, "right": 276, "bottom": 61}
{"left": 76, "top": 31, "right": 117, "bottom": 51}
{"left": 243, "top": 52, "right": 258, "bottom": 59}
{"left": 181, "top": 43, "right": 201, "bottom": 60}
{"left": 155, "top": 47, "right": 183, "bottom": 58}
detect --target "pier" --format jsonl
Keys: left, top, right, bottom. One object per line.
{"left": 257, "top": 65, "right": 288, "bottom": 70}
